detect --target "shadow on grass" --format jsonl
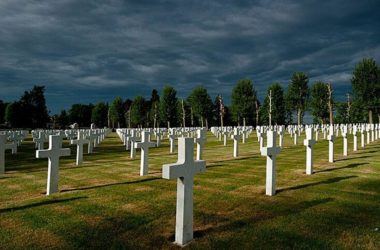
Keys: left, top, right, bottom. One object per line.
{"left": 353, "top": 150, "right": 377, "bottom": 155}
{"left": 335, "top": 155, "right": 370, "bottom": 162}
{"left": 209, "top": 155, "right": 260, "bottom": 165}
{"left": 188, "top": 198, "right": 334, "bottom": 240}
{"left": 314, "top": 163, "right": 367, "bottom": 173}
{"left": 206, "top": 164, "right": 224, "bottom": 169}
{"left": 60, "top": 177, "right": 161, "bottom": 193}
{"left": 0, "top": 176, "right": 13, "bottom": 180}
{"left": 0, "top": 196, "right": 87, "bottom": 213}
{"left": 277, "top": 176, "right": 357, "bottom": 194}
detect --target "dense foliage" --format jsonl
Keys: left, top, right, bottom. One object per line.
{"left": 1, "top": 58, "right": 379, "bottom": 128}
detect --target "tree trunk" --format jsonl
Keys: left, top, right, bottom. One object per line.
{"left": 206, "top": 119, "right": 208, "bottom": 129}
{"left": 190, "top": 107, "right": 194, "bottom": 126}
{"left": 201, "top": 117, "right": 204, "bottom": 127}
{"left": 243, "top": 117, "right": 246, "bottom": 127}
{"left": 297, "top": 108, "right": 301, "bottom": 126}
{"left": 255, "top": 101, "right": 260, "bottom": 126}
{"left": 167, "top": 121, "right": 170, "bottom": 129}
{"left": 220, "top": 114, "right": 224, "bottom": 128}
{"left": 369, "top": 109, "right": 373, "bottom": 124}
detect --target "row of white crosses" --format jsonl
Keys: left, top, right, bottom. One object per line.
{"left": 116, "top": 127, "right": 208, "bottom": 246}
{"left": 26, "top": 124, "right": 380, "bottom": 247}
{"left": 35, "top": 128, "right": 110, "bottom": 195}
{"left": 116, "top": 128, "right": 207, "bottom": 178}
{"left": 0, "top": 130, "right": 28, "bottom": 174}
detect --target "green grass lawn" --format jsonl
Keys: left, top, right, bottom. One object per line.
{"left": 0, "top": 131, "right": 379, "bottom": 249}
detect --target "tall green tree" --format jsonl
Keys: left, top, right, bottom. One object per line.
{"left": 159, "top": 86, "right": 178, "bottom": 128}
{"left": 231, "top": 79, "right": 257, "bottom": 126}
{"left": 69, "top": 104, "right": 94, "bottom": 127}
{"left": 0, "top": 100, "right": 6, "bottom": 124}
{"left": 109, "top": 96, "right": 125, "bottom": 128}
{"left": 335, "top": 102, "right": 350, "bottom": 124}
{"left": 187, "top": 86, "right": 213, "bottom": 127}
{"left": 310, "top": 81, "right": 330, "bottom": 124}
{"left": 5, "top": 102, "right": 23, "bottom": 128}
{"left": 260, "top": 83, "right": 285, "bottom": 125}
{"left": 351, "top": 58, "right": 380, "bottom": 123}
{"left": 3, "top": 85, "right": 49, "bottom": 128}
{"left": 123, "top": 99, "right": 133, "bottom": 128}
{"left": 91, "top": 102, "right": 108, "bottom": 127}
{"left": 56, "top": 110, "right": 70, "bottom": 128}
{"left": 287, "top": 72, "right": 309, "bottom": 125}
{"left": 130, "top": 96, "right": 146, "bottom": 128}
{"left": 149, "top": 89, "right": 160, "bottom": 128}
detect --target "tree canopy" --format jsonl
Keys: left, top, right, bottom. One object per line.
{"left": 4, "top": 85, "right": 49, "bottom": 128}
{"left": 159, "top": 85, "right": 178, "bottom": 128}
{"left": 309, "top": 81, "right": 330, "bottom": 124}
{"left": 187, "top": 86, "right": 213, "bottom": 127}
{"left": 130, "top": 96, "right": 146, "bottom": 128}
{"left": 287, "top": 72, "right": 309, "bottom": 125}
{"left": 351, "top": 58, "right": 380, "bottom": 123}
{"left": 260, "top": 83, "right": 285, "bottom": 125}
{"left": 91, "top": 102, "right": 108, "bottom": 128}
{"left": 109, "top": 96, "right": 125, "bottom": 128}
{"left": 231, "top": 79, "right": 257, "bottom": 126}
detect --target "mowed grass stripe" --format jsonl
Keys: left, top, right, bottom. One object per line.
{"left": 0, "top": 131, "right": 379, "bottom": 249}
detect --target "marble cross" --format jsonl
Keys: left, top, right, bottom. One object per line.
{"left": 303, "top": 127, "right": 316, "bottom": 175}
{"left": 195, "top": 129, "right": 206, "bottom": 160}
{"left": 86, "top": 131, "right": 97, "bottom": 154}
{"left": 34, "top": 131, "right": 46, "bottom": 150}
{"left": 135, "top": 131, "right": 156, "bottom": 176}
{"left": 327, "top": 126, "right": 335, "bottom": 163}
{"left": 366, "top": 125, "right": 370, "bottom": 145}
{"left": 342, "top": 125, "right": 348, "bottom": 157}
{"left": 261, "top": 130, "right": 281, "bottom": 196}
{"left": 129, "top": 130, "right": 139, "bottom": 159}
{"left": 162, "top": 137, "right": 206, "bottom": 246}
{"left": 154, "top": 129, "right": 162, "bottom": 147}
{"left": 231, "top": 127, "right": 240, "bottom": 158}
{"left": 361, "top": 125, "right": 365, "bottom": 148}
{"left": 352, "top": 125, "right": 358, "bottom": 151}
{"left": 71, "top": 130, "right": 89, "bottom": 166}
{"left": 169, "top": 131, "right": 177, "bottom": 154}
{"left": 36, "top": 135, "right": 71, "bottom": 195}
{"left": 222, "top": 129, "right": 228, "bottom": 146}
{"left": 241, "top": 128, "right": 247, "bottom": 144}
{"left": 293, "top": 130, "right": 298, "bottom": 145}
{"left": 0, "top": 135, "right": 18, "bottom": 174}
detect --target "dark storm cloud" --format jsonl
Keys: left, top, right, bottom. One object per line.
{"left": 0, "top": 0, "right": 379, "bottom": 113}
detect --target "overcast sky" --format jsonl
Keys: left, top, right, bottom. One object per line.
{"left": 0, "top": 0, "right": 379, "bottom": 114}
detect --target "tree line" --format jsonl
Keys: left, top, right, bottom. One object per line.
{"left": 0, "top": 58, "right": 379, "bottom": 129}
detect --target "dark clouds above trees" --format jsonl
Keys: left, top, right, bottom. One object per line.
{"left": 0, "top": 0, "right": 379, "bottom": 113}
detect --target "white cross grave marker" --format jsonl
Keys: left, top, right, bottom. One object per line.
{"left": 169, "top": 130, "right": 177, "bottom": 154}
{"left": 71, "top": 130, "right": 89, "bottom": 166}
{"left": 342, "top": 125, "right": 348, "bottom": 157}
{"left": 361, "top": 125, "right": 365, "bottom": 148}
{"left": 261, "top": 130, "right": 281, "bottom": 196}
{"left": 303, "top": 127, "right": 316, "bottom": 175}
{"left": 231, "top": 127, "right": 240, "bottom": 158}
{"left": 327, "top": 126, "right": 335, "bottom": 163}
{"left": 129, "top": 130, "right": 139, "bottom": 159}
{"left": 162, "top": 137, "right": 206, "bottom": 246}
{"left": 135, "top": 131, "right": 156, "bottom": 176}
{"left": 353, "top": 125, "right": 358, "bottom": 151}
{"left": 195, "top": 129, "right": 206, "bottom": 160}
{"left": 36, "top": 135, "right": 71, "bottom": 195}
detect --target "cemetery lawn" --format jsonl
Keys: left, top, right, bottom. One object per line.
{"left": 0, "top": 132, "right": 379, "bottom": 250}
